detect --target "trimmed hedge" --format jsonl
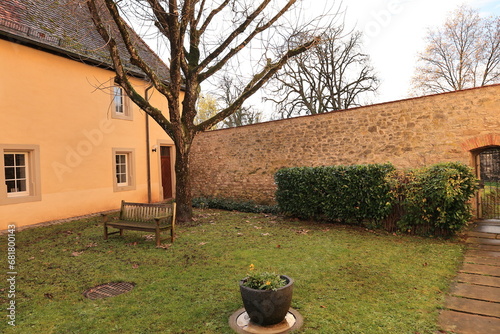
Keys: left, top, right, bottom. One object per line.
{"left": 275, "top": 162, "right": 477, "bottom": 236}
{"left": 275, "top": 164, "right": 396, "bottom": 223}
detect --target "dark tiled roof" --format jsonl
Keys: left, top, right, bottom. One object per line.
{"left": 0, "top": 0, "right": 169, "bottom": 79}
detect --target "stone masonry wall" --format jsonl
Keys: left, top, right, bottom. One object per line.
{"left": 190, "top": 84, "right": 500, "bottom": 204}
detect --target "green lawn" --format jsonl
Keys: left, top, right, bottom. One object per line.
{"left": 1, "top": 209, "right": 465, "bottom": 333}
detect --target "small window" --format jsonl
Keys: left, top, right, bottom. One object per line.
{"left": 113, "top": 86, "right": 124, "bottom": 114}
{"left": 4, "top": 152, "right": 29, "bottom": 197}
{"left": 112, "top": 149, "right": 136, "bottom": 192}
{"left": 0, "top": 144, "right": 41, "bottom": 205}
{"left": 115, "top": 154, "right": 128, "bottom": 186}
{"left": 111, "top": 86, "right": 132, "bottom": 120}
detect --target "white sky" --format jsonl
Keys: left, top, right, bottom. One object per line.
{"left": 331, "top": 0, "right": 500, "bottom": 104}
{"left": 140, "top": 0, "right": 500, "bottom": 117}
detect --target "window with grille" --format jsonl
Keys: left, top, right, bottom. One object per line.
{"left": 4, "top": 152, "right": 28, "bottom": 196}
{"left": 112, "top": 149, "right": 136, "bottom": 192}
{"left": 1, "top": 144, "right": 41, "bottom": 205}
{"left": 111, "top": 86, "right": 132, "bottom": 120}
{"left": 115, "top": 153, "right": 128, "bottom": 186}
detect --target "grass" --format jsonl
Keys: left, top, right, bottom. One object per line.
{"left": 1, "top": 209, "right": 466, "bottom": 333}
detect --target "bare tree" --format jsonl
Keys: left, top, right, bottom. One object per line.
{"left": 411, "top": 5, "right": 500, "bottom": 95}
{"left": 216, "top": 75, "right": 263, "bottom": 128}
{"left": 265, "top": 26, "right": 379, "bottom": 118}
{"left": 85, "top": 0, "right": 322, "bottom": 222}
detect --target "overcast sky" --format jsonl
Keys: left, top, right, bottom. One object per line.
{"left": 329, "top": 0, "right": 500, "bottom": 104}
{"left": 140, "top": 1, "right": 500, "bottom": 117}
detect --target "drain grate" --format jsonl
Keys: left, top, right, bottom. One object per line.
{"left": 83, "top": 282, "right": 135, "bottom": 299}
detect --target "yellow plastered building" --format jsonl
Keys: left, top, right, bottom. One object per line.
{"left": 0, "top": 1, "right": 176, "bottom": 229}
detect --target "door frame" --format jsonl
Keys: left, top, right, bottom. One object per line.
{"left": 157, "top": 142, "right": 175, "bottom": 201}
{"left": 474, "top": 145, "right": 500, "bottom": 219}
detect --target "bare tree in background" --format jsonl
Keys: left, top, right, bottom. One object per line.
{"left": 195, "top": 94, "right": 220, "bottom": 130}
{"left": 265, "top": 26, "right": 379, "bottom": 118}
{"left": 412, "top": 5, "right": 500, "bottom": 95}
{"left": 85, "top": 0, "right": 323, "bottom": 222}
{"left": 217, "top": 75, "right": 262, "bottom": 128}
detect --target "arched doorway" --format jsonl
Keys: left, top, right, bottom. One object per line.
{"left": 477, "top": 147, "right": 500, "bottom": 219}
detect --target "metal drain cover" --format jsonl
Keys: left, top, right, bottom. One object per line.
{"left": 83, "top": 282, "right": 135, "bottom": 299}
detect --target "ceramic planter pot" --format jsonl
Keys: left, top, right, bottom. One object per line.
{"left": 239, "top": 275, "right": 294, "bottom": 326}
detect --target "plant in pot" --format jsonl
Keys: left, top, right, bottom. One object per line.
{"left": 239, "top": 264, "right": 294, "bottom": 326}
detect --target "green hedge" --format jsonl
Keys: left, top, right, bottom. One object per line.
{"left": 192, "top": 197, "right": 279, "bottom": 214}
{"left": 275, "top": 164, "right": 396, "bottom": 223}
{"left": 390, "top": 162, "right": 477, "bottom": 235}
{"left": 275, "top": 162, "right": 477, "bottom": 236}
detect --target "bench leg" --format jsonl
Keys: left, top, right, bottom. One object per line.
{"left": 104, "top": 224, "right": 108, "bottom": 240}
{"left": 119, "top": 229, "right": 123, "bottom": 236}
{"left": 155, "top": 231, "right": 161, "bottom": 247}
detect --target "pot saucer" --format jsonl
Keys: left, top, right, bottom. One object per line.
{"left": 229, "top": 308, "right": 303, "bottom": 334}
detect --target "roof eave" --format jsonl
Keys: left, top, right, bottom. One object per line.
{"left": 0, "top": 30, "right": 148, "bottom": 80}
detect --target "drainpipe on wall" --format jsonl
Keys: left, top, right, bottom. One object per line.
{"left": 145, "top": 84, "right": 154, "bottom": 203}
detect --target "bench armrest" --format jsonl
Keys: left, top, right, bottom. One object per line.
{"left": 101, "top": 212, "right": 110, "bottom": 223}
{"left": 153, "top": 215, "right": 174, "bottom": 225}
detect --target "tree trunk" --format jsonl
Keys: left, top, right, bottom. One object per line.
{"left": 174, "top": 141, "right": 193, "bottom": 223}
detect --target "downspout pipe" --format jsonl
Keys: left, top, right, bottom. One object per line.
{"left": 145, "top": 84, "right": 154, "bottom": 203}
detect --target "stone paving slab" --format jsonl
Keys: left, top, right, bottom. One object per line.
{"left": 466, "top": 237, "right": 500, "bottom": 245}
{"left": 456, "top": 273, "right": 500, "bottom": 288}
{"left": 464, "top": 256, "right": 500, "bottom": 266}
{"left": 450, "top": 283, "right": 500, "bottom": 302}
{"left": 477, "top": 219, "right": 500, "bottom": 225}
{"left": 472, "top": 224, "right": 500, "bottom": 234}
{"left": 439, "top": 310, "right": 500, "bottom": 334}
{"left": 466, "top": 250, "right": 500, "bottom": 258}
{"left": 460, "top": 263, "right": 500, "bottom": 277}
{"left": 444, "top": 296, "right": 500, "bottom": 318}
{"left": 467, "top": 244, "right": 500, "bottom": 252}
{"left": 466, "top": 231, "right": 497, "bottom": 239}
{"left": 439, "top": 221, "right": 500, "bottom": 333}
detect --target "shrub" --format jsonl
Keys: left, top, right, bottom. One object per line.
{"left": 192, "top": 197, "right": 279, "bottom": 214}
{"left": 275, "top": 163, "right": 396, "bottom": 223}
{"left": 275, "top": 162, "right": 477, "bottom": 236}
{"left": 391, "top": 162, "right": 477, "bottom": 236}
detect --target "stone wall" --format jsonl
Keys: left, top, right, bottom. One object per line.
{"left": 190, "top": 84, "right": 500, "bottom": 204}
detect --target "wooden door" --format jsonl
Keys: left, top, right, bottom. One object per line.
{"left": 160, "top": 146, "right": 173, "bottom": 199}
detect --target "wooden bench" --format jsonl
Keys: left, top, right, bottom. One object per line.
{"left": 102, "top": 201, "right": 175, "bottom": 246}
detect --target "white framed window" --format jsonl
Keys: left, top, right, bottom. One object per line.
{"left": 113, "top": 86, "right": 124, "bottom": 114}
{"left": 4, "top": 152, "right": 29, "bottom": 197}
{"left": 111, "top": 86, "right": 132, "bottom": 120}
{"left": 115, "top": 153, "right": 128, "bottom": 186}
{"left": 112, "top": 148, "right": 136, "bottom": 192}
{"left": 0, "top": 144, "right": 41, "bottom": 205}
